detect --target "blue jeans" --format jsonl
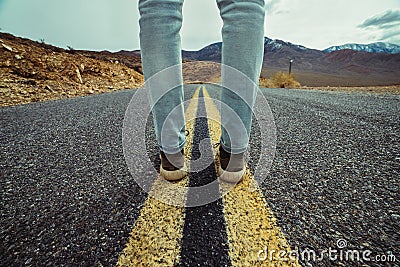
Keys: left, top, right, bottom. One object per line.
{"left": 139, "top": 0, "right": 265, "bottom": 154}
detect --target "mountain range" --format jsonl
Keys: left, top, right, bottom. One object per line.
{"left": 324, "top": 42, "right": 400, "bottom": 54}
{"left": 1, "top": 31, "right": 399, "bottom": 93}
{"left": 182, "top": 37, "right": 400, "bottom": 86}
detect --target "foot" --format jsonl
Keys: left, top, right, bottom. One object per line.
{"left": 160, "top": 149, "right": 188, "bottom": 181}
{"left": 217, "top": 146, "right": 246, "bottom": 183}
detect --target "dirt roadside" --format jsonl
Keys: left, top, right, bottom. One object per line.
{"left": 0, "top": 33, "right": 144, "bottom": 107}
{"left": 300, "top": 85, "right": 400, "bottom": 95}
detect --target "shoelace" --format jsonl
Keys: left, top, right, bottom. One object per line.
{"left": 213, "top": 142, "right": 221, "bottom": 149}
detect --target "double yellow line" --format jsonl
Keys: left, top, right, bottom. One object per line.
{"left": 117, "top": 86, "right": 300, "bottom": 266}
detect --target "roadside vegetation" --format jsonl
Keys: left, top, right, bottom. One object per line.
{"left": 259, "top": 71, "right": 301, "bottom": 88}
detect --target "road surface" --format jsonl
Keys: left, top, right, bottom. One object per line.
{"left": 1, "top": 86, "right": 399, "bottom": 266}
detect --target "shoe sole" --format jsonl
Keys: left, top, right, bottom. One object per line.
{"left": 160, "top": 163, "right": 188, "bottom": 181}
{"left": 217, "top": 165, "right": 245, "bottom": 183}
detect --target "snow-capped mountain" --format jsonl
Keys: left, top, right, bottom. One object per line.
{"left": 263, "top": 37, "right": 308, "bottom": 51}
{"left": 324, "top": 42, "right": 400, "bottom": 54}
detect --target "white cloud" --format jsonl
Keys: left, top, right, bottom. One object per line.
{"left": 359, "top": 9, "right": 400, "bottom": 29}
{"left": 265, "top": 0, "right": 400, "bottom": 49}
{"left": 358, "top": 9, "right": 400, "bottom": 44}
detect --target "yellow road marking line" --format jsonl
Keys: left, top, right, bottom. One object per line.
{"left": 117, "top": 87, "right": 200, "bottom": 266}
{"left": 203, "top": 86, "right": 301, "bottom": 267}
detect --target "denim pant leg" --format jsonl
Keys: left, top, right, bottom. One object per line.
{"left": 138, "top": 0, "right": 186, "bottom": 154}
{"left": 216, "top": 0, "right": 265, "bottom": 154}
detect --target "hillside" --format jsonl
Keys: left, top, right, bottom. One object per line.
{"left": 0, "top": 32, "right": 143, "bottom": 107}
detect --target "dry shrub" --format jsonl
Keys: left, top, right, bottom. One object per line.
{"left": 259, "top": 77, "right": 274, "bottom": 88}
{"left": 259, "top": 71, "right": 301, "bottom": 88}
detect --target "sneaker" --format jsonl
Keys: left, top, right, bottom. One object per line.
{"left": 160, "top": 149, "right": 188, "bottom": 181}
{"left": 217, "top": 145, "right": 246, "bottom": 183}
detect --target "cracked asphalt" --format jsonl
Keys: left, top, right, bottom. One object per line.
{"left": 1, "top": 86, "right": 399, "bottom": 266}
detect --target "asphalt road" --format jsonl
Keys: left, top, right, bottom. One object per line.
{"left": 1, "top": 86, "right": 399, "bottom": 266}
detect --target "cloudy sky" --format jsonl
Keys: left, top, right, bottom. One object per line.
{"left": 0, "top": 0, "right": 399, "bottom": 51}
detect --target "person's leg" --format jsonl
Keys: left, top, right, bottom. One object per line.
{"left": 216, "top": 0, "right": 265, "bottom": 154}
{"left": 138, "top": 0, "right": 186, "bottom": 155}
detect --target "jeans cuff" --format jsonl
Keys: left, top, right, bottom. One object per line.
{"left": 220, "top": 139, "right": 248, "bottom": 154}
{"left": 159, "top": 139, "right": 186, "bottom": 154}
